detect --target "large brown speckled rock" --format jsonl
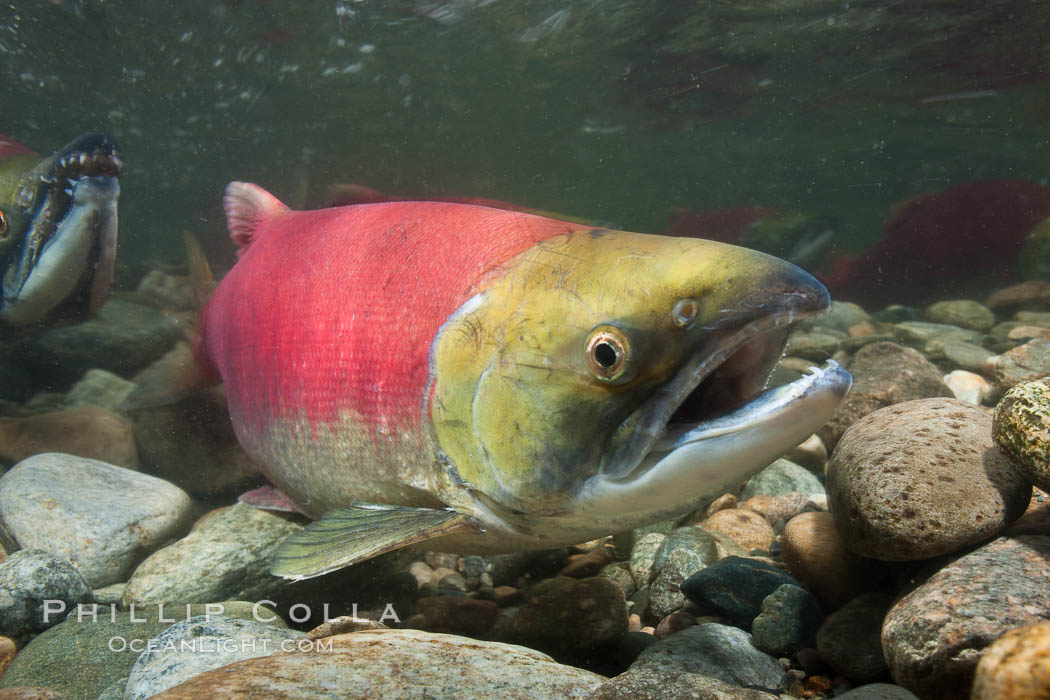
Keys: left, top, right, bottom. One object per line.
{"left": 817, "top": 342, "right": 952, "bottom": 451}
{"left": 881, "top": 535, "right": 1050, "bottom": 699}
{"left": 827, "top": 398, "right": 1030, "bottom": 561}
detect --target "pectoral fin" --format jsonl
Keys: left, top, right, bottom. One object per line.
{"left": 270, "top": 503, "right": 482, "bottom": 580}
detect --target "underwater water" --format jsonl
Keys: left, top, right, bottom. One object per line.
{"left": 1, "top": 2, "right": 1050, "bottom": 699}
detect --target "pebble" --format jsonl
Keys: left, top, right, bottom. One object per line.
{"left": 704, "top": 492, "right": 738, "bottom": 517}
{"left": 818, "top": 342, "right": 952, "bottom": 451}
{"left": 750, "top": 584, "right": 823, "bottom": 656}
{"left": 492, "top": 576, "right": 628, "bottom": 664}
{"left": 15, "top": 299, "right": 186, "bottom": 386}
{"left": 942, "top": 369, "right": 994, "bottom": 405}
{"left": 121, "top": 503, "right": 303, "bottom": 605}
{"left": 744, "top": 491, "right": 828, "bottom": 532}
{"left": 629, "top": 622, "right": 785, "bottom": 690}
{"left": 648, "top": 527, "right": 719, "bottom": 618}
{"left": 407, "top": 561, "right": 434, "bottom": 588}
{"left": 0, "top": 550, "right": 94, "bottom": 639}
{"left": 148, "top": 629, "right": 606, "bottom": 699}
{"left": 128, "top": 391, "right": 260, "bottom": 498}
{"left": 306, "top": 615, "right": 387, "bottom": 639}
{"left": 780, "top": 512, "right": 885, "bottom": 610}
{"left": 407, "top": 596, "right": 499, "bottom": 636}
{"left": 0, "top": 454, "right": 193, "bottom": 587}
{"left": 805, "top": 301, "right": 872, "bottom": 333}
{"left": 993, "top": 379, "right": 1050, "bottom": 492}
{"left": 591, "top": 668, "right": 778, "bottom": 699}
{"left": 740, "top": 458, "right": 825, "bottom": 500}
{"left": 0, "top": 407, "right": 138, "bottom": 469}
{"left": 653, "top": 611, "right": 696, "bottom": 639}
{"left": 986, "top": 338, "right": 1050, "bottom": 389}
{"left": 970, "top": 620, "right": 1050, "bottom": 699}
{"left": 816, "top": 592, "right": 893, "bottom": 681}
{"left": 679, "top": 556, "right": 799, "bottom": 626}
{"left": 123, "top": 615, "right": 306, "bottom": 700}
{"left": 986, "top": 280, "right": 1050, "bottom": 313}
{"left": 881, "top": 535, "right": 1050, "bottom": 699}
{"left": 63, "top": 369, "right": 136, "bottom": 411}
{"left": 0, "top": 602, "right": 275, "bottom": 698}
{"left": 826, "top": 398, "right": 1031, "bottom": 561}
{"left": 701, "top": 508, "right": 775, "bottom": 552}
{"left": 628, "top": 532, "right": 666, "bottom": 587}
{"left": 924, "top": 299, "right": 996, "bottom": 332}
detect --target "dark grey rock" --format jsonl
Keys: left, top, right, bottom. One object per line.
{"left": 751, "top": 584, "right": 823, "bottom": 656}
{"left": 817, "top": 592, "right": 893, "bottom": 681}
{"left": 680, "top": 556, "right": 799, "bottom": 626}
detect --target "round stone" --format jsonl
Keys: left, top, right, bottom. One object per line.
{"left": 971, "top": 620, "right": 1050, "bottom": 699}
{"left": 994, "top": 379, "right": 1050, "bottom": 492}
{"left": 827, "top": 398, "right": 1031, "bottom": 561}
{"left": 701, "top": 509, "right": 775, "bottom": 552}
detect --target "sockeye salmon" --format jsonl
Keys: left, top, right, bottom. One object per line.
{"left": 195, "top": 182, "right": 851, "bottom": 580}
{"left": 0, "top": 132, "right": 120, "bottom": 329}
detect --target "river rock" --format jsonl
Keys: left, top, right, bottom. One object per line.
{"left": 833, "top": 685, "right": 920, "bottom": 699}
{"left": 15, "top": 299, "right": 186, "bottom": 387}
{"left": 680, "top": 556, "right": 799, "bottom": 626}
{"left": 648, "top": 527, "right": 718, "bottom": 618}
{"left": 591, "top": 668, "right": 778, "bottom": 699}
{"left": 151, "top": 628, "right": 605, "bottom": 699}
{"left": 804, "top": 301, "right": 871, "bottom": 334}
{"left": 818, "top": 342, "right": 952, "bottom": 450}
{"left": 629, "top": 623, "right": 784, "bottom": 690}
{"left": 597, "top": 563, "right": 636, "bottom": 600}
{"left": 986, "top": 338, "right": 1050, "bottom": 389}
{"left": 492, "top": 576, "right": 628, "bottom": 665}
{"left": 827, "top": 398, "right": 1031, "bottom": 561}
{"left": 406, "top": 596, "right": 499, "bottom": 636}
{"left": 0, "top": 454, "right": 193, "bottom": 587}
{"left": 784, "top": 433, "right": 828, "bottom": 474}
{"left": 816, "top": 592, "right": 893, "bottom": 681}
{"left": 0, "top": 406, "right": 138, "bottom": 469}
{"left": 942, "top": 370, "right": 994, "bottom": 405}
{"left": 993, "top": 379, "right": 1050, "bottom": 492}
{"left": 882, "top": 535, "right": 1050, "bottom": 699}
{"left": 0, "top": 602, "right": 279, "bottom": 699}
{"left": 124, "top": 614, "right": 305, "bottom": 700}
{"left": 740, "top": 458, "right": 824, "bottom": 500}
{"left": 970, "top": 619, "right": 1050, "bottom": 700}
{"left": 750, "top": 583, "right": 823, "bottom": 656}
{"left": 63, "top": 369, "right": 136, "bottom": 411}
{"left": 780, "top": 512, "right": 885, "bottom": 610}
{"left": 893, "top": 321, "right": 983, "bottom": 349}
{"left": 0, "top": 551, "right": 93, "bottom": 640}
{"left": 987, "top": 280, "right": 1050, "bottom": 313}
{"left": 628, "top": 532, "right": 666, "bottom": 587}
{"left": 927, "top": 339, "right": 996, "bottom": 373}
{"left": 121, "top": 503, "right": 307, "bottom": 606}
{"left": 785, "top": 329, "right": 844, "bottom": 361}
{"left": 924, "top": 300, "right": 996, "bottom": 332}
{"left": 700, "top": 508, "right": 775, "bottom": 552}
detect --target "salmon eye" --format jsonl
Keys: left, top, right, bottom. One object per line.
{"left": 586, "top": 325, "right": 630, "bottom": 382}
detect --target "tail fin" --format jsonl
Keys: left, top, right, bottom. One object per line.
{"left": 224, "top": 181, "right": 290, "bottom": 255}
{"left": 121, "top": 232, "right": 218, "bottom": 410}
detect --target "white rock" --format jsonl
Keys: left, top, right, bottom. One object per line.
{"left": 943, "top": 369, "right": 994, "bottom": 405}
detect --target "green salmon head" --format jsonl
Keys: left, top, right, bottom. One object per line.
{"left": 428, "top": 229, "right": 850, "bottom": 540}
{"left": 0, "top": 132, "right": 121, "bottom": 328}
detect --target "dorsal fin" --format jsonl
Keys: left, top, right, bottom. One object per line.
{"left": 223, "top": 181, "right": 291, "bottom": 253}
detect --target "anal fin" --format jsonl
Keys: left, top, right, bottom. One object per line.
{"left": 270, "top": 503, "right": 481, "bottom": 580}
